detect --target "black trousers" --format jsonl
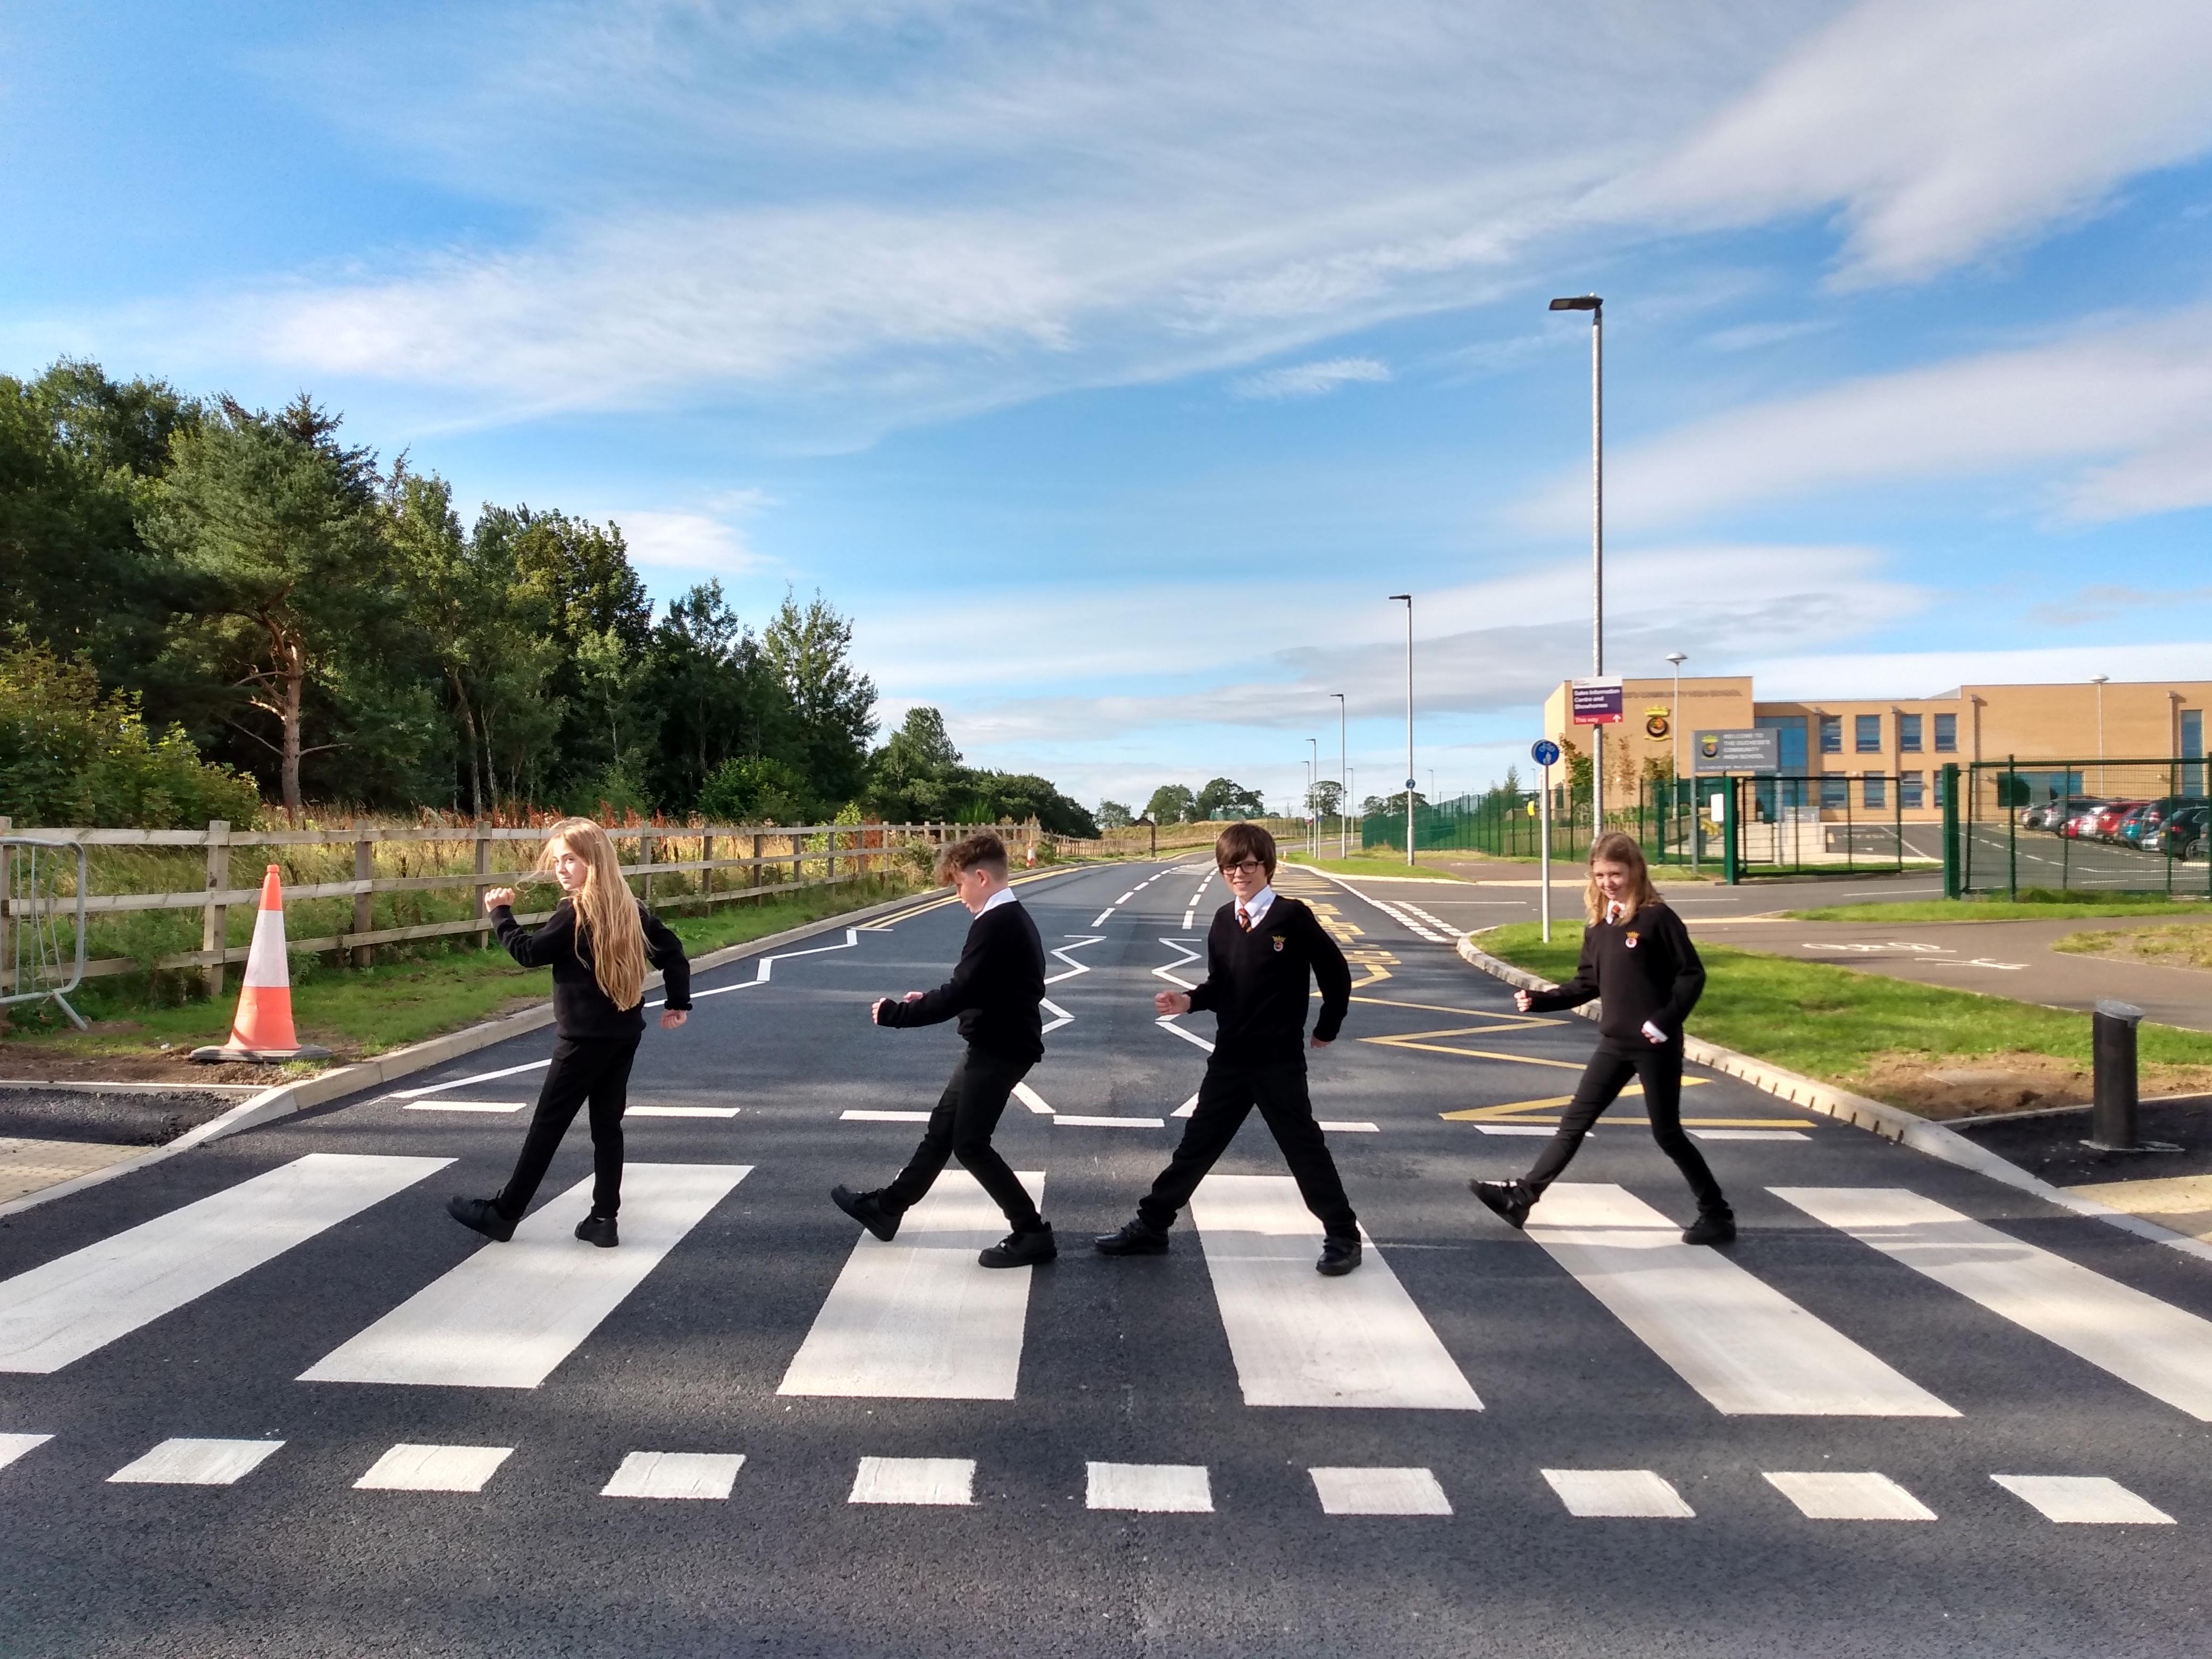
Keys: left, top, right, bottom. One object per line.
{"left": 1137, "top": 1058, "right": 1358, "bottom": 1241}
{"left": 881, "top": 1046, "right": 1044, "bottom": 1231}
{"left": 1524, "top": 1041, "right": 1728, "bottom": 1214}
{"left": 495, "top": 1031, "right": 642, "bottom": 1222}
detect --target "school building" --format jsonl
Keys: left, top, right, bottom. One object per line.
{"left": 1539, "top": 675, "right": 2212, "bottom": 819}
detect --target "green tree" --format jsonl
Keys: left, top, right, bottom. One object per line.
{"left": 641, "top": 581, "right": 779, "bottom": 812}
{"left": 764, "top": 589, "right": 877, "bottom": 806}
{"left": 1095, "top": 799, "right": 1134, "bottom": 830}
{"left": 1308, "top": 779, "right": 1343, "bottom": 817}
{"left": 697, "top": 754, "right": 809, "bottom": 824}
{"left": 1195, "top": 777, "right": 1266, "bottom": 819}
{"left": 1145, "top": 783, "right": 1197, "bottom": 824}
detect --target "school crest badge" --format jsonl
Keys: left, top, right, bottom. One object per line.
{"left": 1624, "top": 931, "right": 1640, "bottom": 949}
{"left": 1270, "top": 933, "right": 1287, "bottom": 952}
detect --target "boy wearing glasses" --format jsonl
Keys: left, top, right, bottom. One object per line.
{"left": 1095, "top": 823, "right": 1362, "bottom": 1275}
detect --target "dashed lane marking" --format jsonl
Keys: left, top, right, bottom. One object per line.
{"left": 1087, "top": 1462, "right": 1212, "bottom": 1513}
{"left": 1309, "top": 1467, "right": 1452, "bottom": 1516}
{"left": 395, "top": 1059, "right": 548, "bottom": 1099}
{"left": 1991, "top": 1475, "right": 2174, "bottom": 1525}
{"left": 108, "top": 1438, "right": 283, "bottom": 1487}
{"left": 842, "top": 1110, "right": 932, "bottom": 1123}
{"left": 1544, "top": 1469, "right": 1695, "bottom": 1519}
{"left": 602, "top": 1452, "right": 744, "bottom": 1501}
{"left": 355, "top": 1443, "right": 513, "bottom": 1493}
{"left": 850, "top": 1456, "right": 975, "bottom": 1506}
{"left": 1764, "top": 1470, "right": 1936, "bottom": 1521}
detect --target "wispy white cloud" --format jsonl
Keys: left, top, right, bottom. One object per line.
{"left": 1698, "top": 318, "right": 1837, "bottom": 353}
{"left": 2025, "top": 583, "right": 2212, "bottom": 627}
{"left": 1746, "top": 641, "right": 2212, "bottom": 701}
{"left": 1232, "top": 357, "right": 1390, "bottom": 400}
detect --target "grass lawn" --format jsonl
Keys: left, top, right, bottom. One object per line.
{"left": 1286, "top": 854, "right": 1475, "bottom": 881}
{"left": 1477, "top": 919, "right": 2212, "bottom": 1115}
{"left": 3, "top": 874, "right": 920, "bottom": 1074}
{"left": 2054, "top": 921, "right": 2212, "bottom": 971}
{"left": 1786, "top": 892, "right": 2212, "bottom": 923}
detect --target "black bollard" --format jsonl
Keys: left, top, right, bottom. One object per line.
{"left": 2082, "top": 999, "right": 2177, "bottom": 1153}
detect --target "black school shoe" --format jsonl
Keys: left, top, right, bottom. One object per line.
{"left": 1469, "top": 1178, "right": 1532, "bottom": 1230}
{"left": 575, "top": 1213, "right": 618, "bottom": 1248}
{"left": 1093, "top": 1219, "right": 1170, "bottom": 1256}
{"left": 1681, "top": 1209, "right": 1737, "bottom": 1246}
{"left": 1317, "top": 1236, "right": 1362, "bottom": 1276}
{"left": 832, "top": 1185, "right": 901, "bottom": 1242}
{"left": 979, "top": 1223, "right": 1057, "bottom": 1269}
{"left": 447, "top": 1195, "right": 517, "bottom": 1243}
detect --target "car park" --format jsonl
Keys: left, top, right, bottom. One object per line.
{"left": 2121, "top": 796, "right": 2208, "bottom": 848}
{"left": 2146, "top": 803, "right": 2208, "bottom": 860}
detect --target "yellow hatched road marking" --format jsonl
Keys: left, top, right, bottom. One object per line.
{"left": 1436, "top": 1080, "right": 1712, "bottom": 1119}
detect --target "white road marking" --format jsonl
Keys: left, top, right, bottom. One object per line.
{"left": 1772, "top": 1186, "right": 2212, "bottom": 1421}
{"left": 0, "top": 1432, "right": 51, "bottom": 1471}
{"left": 1012, "top": 1083, "right": 1055, "bottom": 1116}
{"left": 1524, "top": 1184, "right": 1956, "bottom": 1417}
{"left": 1152, "top": 936, "right": 1203, "bottom": 989}
{"left": 779, "top": 1169, "right": 1048, "bottom": 1401}
{"left": 1318, "top": 1120, "right": 1380, "bottom": 1134}
{"left": 1040, "top": 998, "right": 1073, "bottom": 1035}
{"left": 1991, "top": 1474, "right": 2173, "bottom": 1524}
{"left": 1172, "top": 1094, "right": 1199, "bottom": 1118}
{"left": 1092, "top": 909, "right": 1116, "bottom": 926}
{"left": 1054, "top": 1115, "right": 1163, "bottom": 1128}
{"left": 601, "top": 1451, "right": 744, "bottom": 1501}
{"left": 394, "top": 1060, "right": 549, "bottom": 1099}
{"left": 1182, "top": 910, "right": 1195, "bottom": 929}
{"left": 1087, "top": 1462, "right": 1211, "bottom": 1512}
{"left": 849, "top": 1456, "right": 974, "bottom": 1506}
{"left": 1764, "top": 1470, "right": 1934, "bottom": 1521}
{"left": 1543, "top": 1469, "right": 1696, "bottom": 1519}
{"left": 300, "top": 1163, "right": 748, "bottom": 1389}
{"left": 626, "top": 1105, "right": 741, "bottom": 1118}
{"left": 107, "top": 1438, "right": 283, "bottom": 1486}
{"left": 1157, "top": 1019, "right": 1215, "bottom": 1053}
{"left": 842, "top": 1110, "right": 934, "bottom": 1123}
{"left": 1691, "top": 1129, "right": 1807, "bottom": 1142}
{"left": 404, "top": 1100, "right": 530, "bottom": 1113}
{"left": 1309, "top": 1467, "right": 1452, "bottom": 1516}
{"left": 355, "top": 1443, "right": 512, "bottom": 1493}
{"left": 1044, "top": 935, "right": 1106, "bottom": 986}
{"left": 1116, "top": 891, "right": 1136, "bottom": 903}
{"left": 0, "top": 1153, "right": 450, "bottom": 1374}
{"left": 1477, "top": 1125, "right": 1566, "bottom": 1137}
{"left": 1189, "top": 1175, "right": 1482, "bottom": 1410}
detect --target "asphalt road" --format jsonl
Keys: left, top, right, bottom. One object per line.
{"left": 3, "top": 859, "right": 2211, "bottom": 1658}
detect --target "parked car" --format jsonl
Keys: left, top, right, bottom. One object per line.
{"left": 2122, "top": 795, "right": 2208, "bottom": 848}
{"left": 2069, "top": 800, "right": 2142, "bottom": 841}
{"left": 2147, "top": 804, "right": 2209, "bottom": 860}
{"left": 2038, "top": 795, "right": 2106, "bottom": 833}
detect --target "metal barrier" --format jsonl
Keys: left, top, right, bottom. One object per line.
{"left": 1955, "top": 757, "right": 2211, "bottom": 898}
{"left": 1, "top": 836, "right": 88, "bottom": 1028}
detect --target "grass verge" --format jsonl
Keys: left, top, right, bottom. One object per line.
{"left": 1785, "top": 893, "right": 2211, "bottom": 923}
{"left": 2054, "top": 922, "right": 2212, "bottom": 971}
{"left": 1478, "top": 919, "right": 2212, "bottom": 1117}
{"left": 1287, "top": 854, "right": 1475, "bottom": 882}
{"left": 2, "top": 874, "right": 920, "bottom": 1076}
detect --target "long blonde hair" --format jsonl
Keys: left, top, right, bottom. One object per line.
{"left": 1583, "top": 830, "right": 1663, "bottom": 924}
{"left": 539, "top": 817, "right": 647, "bottom": 1010}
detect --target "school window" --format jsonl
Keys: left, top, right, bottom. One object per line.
{"left": 1934, "top": 768, "right": 1948, "bottom": 807}
{"left": 1820, "top": 775, "right": 1847, "bottom": 809}
{"left": 1855, "top": 714, "right": 1882, "bottom": 752}
{"left": 1862, "top": 774, "right": 1886, "bottom": 809}
{"left": 1819, "top": 714, "right": 1842, "bottom": 753}
{"left": 1900, "top": 770, "right": 1924, "bottom": 809}
{"left": 1898, "top": 714, "right": 1922, "bottom": 752}
{"left": 1934, "top": 713, "right": 1958, "bottom": 752}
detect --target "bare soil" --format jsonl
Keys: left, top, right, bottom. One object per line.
{"left": 2053, "top": 922, "right": 2212, "bottom": 973}
{"left": 1854, "top": 1048, "right": 2212, "bottom": 1119}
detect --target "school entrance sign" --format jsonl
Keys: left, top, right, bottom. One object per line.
{"left": 1569, "top": 678, "right": 1623, "bottom": 725}
{"left": 1692, "top": 727, "right": 1780, "bottom": 773}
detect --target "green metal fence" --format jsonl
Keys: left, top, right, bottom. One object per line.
{"left": 1952, "top": 757, "right": 2211, "bottom": 898}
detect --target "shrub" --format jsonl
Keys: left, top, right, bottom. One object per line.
{"left": 698, "top": 755, "right": 810, "bottom": 824}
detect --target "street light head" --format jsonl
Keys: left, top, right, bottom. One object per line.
{"left": 1665, "top": 651, "right": 1687, "bottom": 667}
{"left": 2091, "top": 674, "right": 2110, "bottom": 684}
{"left": 1549, "top": 295, "right": 1602, "bottom": 311}
{"left": 1388, "top": 593, "right": 1411, "bottom": 602}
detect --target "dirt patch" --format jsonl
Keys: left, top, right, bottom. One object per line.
{"left": 2053, "top": 922, "right": 2212, "bottom": 973}
{"left": 0, "top": 1045, "right": 308, "bottom": 1086}
{"left": 1849, "top": 1048, "right": 2212, "bottom": 1119}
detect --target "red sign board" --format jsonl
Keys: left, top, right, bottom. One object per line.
{"left": 1570, "top": 678, "right": 1624, "bottom": 726}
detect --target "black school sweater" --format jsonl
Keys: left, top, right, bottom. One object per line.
{"left": 875, "top": 898, "right": 1046, "bottom": 1063}
{"left": 1525, "top": 901, "right": 1704, "bottom": 1045}
{"left": 1186, "top": 895, "right": 1352, "bottom": 1066}
{"left": 493, "top": 899, "right": 692, "bottom": 1041}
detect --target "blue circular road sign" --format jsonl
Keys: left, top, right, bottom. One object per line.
{"left": 1531, "top": 740, "right": 1561, "bottom": 767}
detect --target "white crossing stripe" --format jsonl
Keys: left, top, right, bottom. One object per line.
{"left": 0, "top": 1432, "right": 52, "bottom": 1472}
{"left": 300, "top": 1163, "right": 749, "bottom": 1389}
{"left": 601, "top": 1452, "right": 744, "bottom": 1501}
{"left": 1991, "top": 1474, "right": 2174, "bottom": 1525}
{"left": 1172, "top": 1093, "right": 1199, "bottom": 1118}
{"left": 778, "top": 1170, "right": 1048, "bottom": 1401}
{"left": 1188, "top": 1175, "right": 1482, "bottom": 1410}
{"left": 0, "top": 1153, "right": 450, "bottom": 1374}
{"left": 1772, "top": 1186, "right": 2212, "bottom": 1421}
{"left": 626, "top": 1106, "right": 741, "bottom": 1118}
{"left": 1012, "top": 1083, "right": 1055, "bottom": 1115}
{"left": 404, "top": 1101, "right": 529, "bottom": 1113}
{"left": 355, "top": 1443, "right": 512, "bottom": 1492}
{"left": 1543, "top": 1469, "right": 1696, "bottom": 1518}
{"left": 849, "top": 1456, "right": 974, "bottom": 1505}
{"left": 1157, "top": 1018, "right": 1214, "bottom": 1053}
{"left": 107, "top": 1438, "right": 283, "bottom": 1486}
{"left": 1087, "top": 1462, "right": 1211, "bottom": 1512}
{"left": 1524, "top": 1184, "right": 1956, "bottom": 1417}
{"left": 1309, "top": 1467, "right": 1452, "bottom": 1515}
{"left": 842, "top": 1110, "right": 933, "bottom": 1123}
{"left": 1055, "top": 1116, "right": 1162, "bottom": 1129}
{"left": 394, "top": 1060, "right": 549, "bottom": 1098}
{"left": 1691, "top": 1130, "right": 1807, "bottom": 1142}
{"left": 1764, "top": 1470, "right": 1934, "bottom": 1520}
{"left": 1477, "top": 1125, "right": 1562, "bottom": 1137}
{"left": 1319, "top": 1121, "right": 1379, "bottom": 1134}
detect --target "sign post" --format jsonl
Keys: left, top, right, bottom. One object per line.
{"left": 1532, "top": 739, "right": 1561, "bottom": 943}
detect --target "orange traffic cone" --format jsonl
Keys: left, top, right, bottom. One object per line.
{"left": 191, "top": 865, "right": 332, "bottom": 1063}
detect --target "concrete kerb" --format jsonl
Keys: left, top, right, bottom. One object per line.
{"left": 1452, "top": 931, "right": 2212, "bottom": 1270}
{"left": 0, "top": 867, "right": 1099, "bottom": 1222}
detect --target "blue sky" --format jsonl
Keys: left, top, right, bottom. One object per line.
{"left": 7, "top": 1, "right": 2212, "bottom": 815}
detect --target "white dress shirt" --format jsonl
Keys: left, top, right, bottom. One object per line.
{"left": 1234, "top": 885, "right": 1277, "bottom": 929}
{"left": 978, "top": 884, "right": 1019, "bottom": 915}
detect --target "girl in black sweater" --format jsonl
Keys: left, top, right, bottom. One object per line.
{"left": 447, "top": 817, "right": 691, "bottom": 1249}
{"left": 1470, "top": 831, "right": 1733, "bottom": 1245}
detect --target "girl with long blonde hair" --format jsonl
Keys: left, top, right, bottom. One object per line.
{"left": 1469, "top": 831, "right": 1735, "bottom": 1245}
{"left": 447, "top": 818, "right": 693, "bottom": 1250}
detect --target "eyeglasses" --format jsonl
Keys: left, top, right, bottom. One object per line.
{"left": 1220, "top": 858, "right": 1265, "bottom": 874}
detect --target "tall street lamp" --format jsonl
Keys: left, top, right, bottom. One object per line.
{"left": 1308, "top": 736, "right": 1320, "bottom": 856}
{"left": 1666, "top": 650, "right": 1687, "bottom": 861}
{"left": 1389, "top": 594, "right": 1415, "bottom": 866}
{"left": 1551, "top": 293, "right": 1603, "bottom": 842}
{"left": 1331, "top": 693, "right": 1348, "bottom": 859}
{"left": 2092, "top": 674, "right": 2110, "bottom": 793}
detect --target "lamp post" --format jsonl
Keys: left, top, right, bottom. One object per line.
{"left": 1551, "top": 293, "right": 1603, "bottom": 843}
{"left": 1308, "top": 737, "right": 1320, "bottom": 856}
{"left": 2092, "top": 674, "right": 2109, "bottom": 794}
{"left": 1666, "top": 650, "right": 1687, "bottom": 865}
{"left": 1388, "top": 594, "right": 1414, "bottom": 866}
{"left": 1331, "top": 693, "right": 1347, "bottom": 858}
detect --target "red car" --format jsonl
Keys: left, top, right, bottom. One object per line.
{"left": 2082, "top": 800, "right": 2147, "bottom": 841}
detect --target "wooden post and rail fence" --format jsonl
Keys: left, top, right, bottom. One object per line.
{"left": 0, "top": 816, "right": 1097, "bottom": 998}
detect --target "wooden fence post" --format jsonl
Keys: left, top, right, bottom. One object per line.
{"left": 351, "top": 833, "right": 374, "bottom": 968}
{"left": 640, "top": 828, "right": 655, "bottom": 908}
{"left": 752, "top": 833, "right": 764, "bottom": 898}
{"left": 202, "top": 820, "right": 231, "bottom": 999}
{"left": 473, "top": 824, "right": 491, "bottom": 949}
{"left": 701, "top": 831, "right": 714, "bottom": 911}
{"left": 0, "top": 815, "right": 12, "bottom": 996}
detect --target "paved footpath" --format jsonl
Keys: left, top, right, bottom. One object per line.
{"left": 3, "top": 861, "right": 2211, "bottom": 1657}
